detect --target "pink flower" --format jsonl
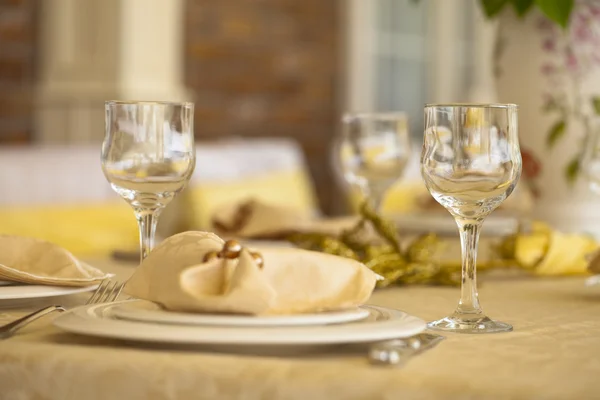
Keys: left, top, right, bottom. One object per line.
{"left": 541, "top": 63, "right": 556, "bottom": 75}
{"left": 537, "top": 18, "right": 556, "bottom": 31}
{"left": 542, "top": 38, "right": 557, "bottom": 51}
{"left": 565, "top": 49, "right": 579, "bottom": 73}
{"left": 573, "top": 23, "right": 593, "bottom": 41}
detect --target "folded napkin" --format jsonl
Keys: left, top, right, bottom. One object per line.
{"left": 211, "top": 199, "right": 359, "bottom": 239}
{"left": 0, "top": 235, "right": 111, "bottom": 286}
{"left": 494, "top": 222, "right": 599, "bottom": 276}
{"left": 211, "top": 199, "right": 310, "bottom": 239}
{"left": 125, "top": 231, "right": 378, "bottom": 315}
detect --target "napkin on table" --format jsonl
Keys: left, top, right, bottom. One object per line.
{"left": 211, "top": 198, "right": 359, "bottom": 240}
{"left": 125, "top": 231, "right": 378, "bottom": 315}
{"left": 0, "top": 235, "right": 111, "bottom": 286}
{"left": 210, "top": 199, "right": 600, "bottom": 277}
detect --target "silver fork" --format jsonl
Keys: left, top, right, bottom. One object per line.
{"left": 368, "top": 333, "right": 445, "bottom": 367}
{"left": 0, "top": 280, "right": 125, "bottom": 339}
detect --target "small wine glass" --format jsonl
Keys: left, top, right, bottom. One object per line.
{"left": 102, "top": 101, "right": 195, "bottom": 263}
{"left": 337, "top": 112, "right": 411, "bottom": 211}
{"left": 421, "top": 103, "right": 521, "bottom": 333}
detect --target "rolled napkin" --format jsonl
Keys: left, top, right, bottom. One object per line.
{"left": 125, "top": 231, "right": 378, "bottom": 315}
{"left": 0, "top": 235, "right": 111, "bottom": 286}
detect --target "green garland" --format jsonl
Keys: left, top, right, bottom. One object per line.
{"left": 286, "top": 201, "right": 462, "bottom": 287}
{"left": 287, "top": 201, "right": 525, "bottom": 287}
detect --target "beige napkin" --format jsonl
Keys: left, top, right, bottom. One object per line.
{"left": 0, "top": 235, "right": 111, "bottom": 286}
{"left": 211, "top": 199, "right": 358, "bottom": 239}
{"left": 125, "top": 231, "right": 378, "bottom": 315}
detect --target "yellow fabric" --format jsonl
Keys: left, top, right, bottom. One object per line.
{"left": 183, "top": 169, "right": 317, "bottom": 229}
{"left": 0, "top": 203, "right": 139, "bottom": 257}
{"left": 382, "top": 181, "right": 429, "bottom": 214}
{"left": 1, "top": 260, "right": 599, "bottom": 399}
{"left": 348, "top": 180, "right": 428, "bottom": 214}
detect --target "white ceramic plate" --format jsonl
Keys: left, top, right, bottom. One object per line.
{"left": 0, "top": 284, "right": 98, "bottom": 300}
{"left": 111, "top": 300, "right": 371, "bottom": 327}
{"left": 53, "top": 302, "right": 427, "bottom": 346}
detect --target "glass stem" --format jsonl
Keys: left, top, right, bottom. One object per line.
{"left": 134, "top": 208, "right": 163, "bottom": 263}
{"left": 368, "top": 188, "right": 385, "bottom": 213}
{"left": 455, "top": 219, "right": 483, "bottom": 317}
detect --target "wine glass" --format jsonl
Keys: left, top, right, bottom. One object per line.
{"left": 102, "top": 101, "right": 196, "bottom": 263}
{"left": 337, "top": 112, "right": 411, "bottom": 211}
{"left": 421, "top": 103, "right": 521, "bottom": 333}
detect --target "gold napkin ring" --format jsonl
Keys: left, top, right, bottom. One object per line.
{"left": 203, "top": 240, "right": 264, "bottom": 269}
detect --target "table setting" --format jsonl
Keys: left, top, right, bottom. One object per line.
{"left": 2, "top": 101, "right": 600, "bottom": 399}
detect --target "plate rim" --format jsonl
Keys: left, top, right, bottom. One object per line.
{"left": 0, "top": 284, "right": 98, "bottom": 300}
{"left": 53, "top": 303, "right": 427, "bottom": 346}
{"left": 110, "top": 300, "right": 372, "bottom": 327}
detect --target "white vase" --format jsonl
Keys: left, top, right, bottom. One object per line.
{"left": 495, "top": 5, "right": 600, "bottom": 233}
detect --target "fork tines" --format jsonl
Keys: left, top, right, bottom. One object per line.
{"left": 86, "top": 280, "right": 125, "bottom": 305}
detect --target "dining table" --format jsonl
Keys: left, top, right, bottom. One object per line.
{"left": 0, "top": 258, "right": 599, "bottom": 400}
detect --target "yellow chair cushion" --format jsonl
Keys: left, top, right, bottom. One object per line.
{"left": 382, "top": 181, "right": 429, "bottom": 214}
{"left": 183, "top": 169, "right": 318, "bottom": 229}
{"left": 0, "top": 202, "right": 139, "bottom": 258}
{"left": 347, "top": 180, "right": 429, "bottom": 215}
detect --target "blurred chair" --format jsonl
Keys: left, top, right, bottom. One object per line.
{"left": 182, "top": 138, "right": 318, "bottom": 229}
{"left": 0, "top": 138, "right": 318, "bottom": 257}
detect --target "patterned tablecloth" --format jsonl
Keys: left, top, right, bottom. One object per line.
{"left": 0, "top": 259, "right": 599, "bottom": 400}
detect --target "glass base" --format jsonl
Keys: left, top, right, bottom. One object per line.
{"left": 427, "top": 315, "right": 512, "bottom": 334}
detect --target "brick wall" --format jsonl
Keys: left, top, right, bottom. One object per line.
{"left": 185, "top": 0, "right": 342, "bottom": 214}
{"left": 0, "top": 1, "right": 343, "bottom": 212}
{"left": 0, "top": 0, "right": 37, "bottom": 144}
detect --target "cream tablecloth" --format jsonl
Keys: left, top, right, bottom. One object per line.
{"left": 0, "top": 259, "right": 599, "bottom": 400}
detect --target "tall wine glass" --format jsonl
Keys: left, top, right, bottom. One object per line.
{"left": 421, "top": 104, "right": 521, "bottom": 333}
{"left": 338, "top": 112, "right": 411, "bottom": 211}
{"left": 102, "top": 101, "right": 195, "bottom": 263}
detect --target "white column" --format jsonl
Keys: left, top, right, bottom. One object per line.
{"left": 427, "top": 1, "right": 463, "bottom": 102}
{"left": 466, "top": 2, "right": 499, "bottom": 102}
{"left": 34, "top": 0, "right": 191, "bottom": 144}
{"left": 343, "top": 0, "right": 377, "bottom": 112}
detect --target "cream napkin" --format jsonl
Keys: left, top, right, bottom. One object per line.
{"left": 0, "top": 235, "right": 111, "bottom": 286}
{"left": 125, "top": 231, "right": 378, "bottom": 315}
{"left": 211, "top": 199, "right": 358, "bottom": 239}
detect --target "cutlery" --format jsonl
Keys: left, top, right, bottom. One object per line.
{"left": 368, "top": 333, "right": 445, "bottom": 367}
{"left": 0, "top": 279, "right": 125, "bottom": 339}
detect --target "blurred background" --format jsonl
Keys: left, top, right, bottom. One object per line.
{"left": 0, "top": 0, "right": 491, "bottom": 209}
{"left": 6, "top": 0, "right": 597, "bottom": 256}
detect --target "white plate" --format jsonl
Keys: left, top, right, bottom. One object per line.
{"left": 0, "top": 284, "right": 98, "bottom": 300}
{"left": 53, "top": 302, "right": 426, "bottom": 346}
{"left": 111, "top": 300, "right": 371, "bottom": 327}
